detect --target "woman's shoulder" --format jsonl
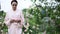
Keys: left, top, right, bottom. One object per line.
{"left": 17, "top": 9, "right": 22, "bottom": 11}
{"left": 17, "top": 9, "right": 22, "bottom": 13}
{"left": 6, "top": 9, "right": 12, "bottom": 14}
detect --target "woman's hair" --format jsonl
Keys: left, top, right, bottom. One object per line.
{"left": 11, "top": 0, "right": 18, "bottom": 4}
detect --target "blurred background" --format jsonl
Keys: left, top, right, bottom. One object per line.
{"left": 0, "top": 0, "right": 60, "bottom": 34}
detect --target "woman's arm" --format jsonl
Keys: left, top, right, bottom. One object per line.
{"left": 4, "top": 13, "right": 11, "bottom": 27}
{"left": 20, "top": 11, "right": 25, "bottom": 25}
{"left": 19, "top": 11, "right": 25, "bottom": 28}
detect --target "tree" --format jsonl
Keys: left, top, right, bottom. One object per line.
{"left": 22, "top": 0, "right": 60, "bottom": 34}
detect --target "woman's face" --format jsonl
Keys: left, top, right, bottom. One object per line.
{"left": 11, "top": 2, "right": 17, "bottom": 11}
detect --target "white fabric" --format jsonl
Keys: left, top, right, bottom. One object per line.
{"left": 4, "top": 9, "right": 24, "bottom": 34}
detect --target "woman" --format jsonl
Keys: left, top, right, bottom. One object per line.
{"left": 4, "top": 0, "right": 24, "bottom": 34}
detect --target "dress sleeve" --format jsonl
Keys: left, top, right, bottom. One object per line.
{"left": 20, "top": 11, "right": 25, "bottom": 25}
{"left": 4, "top": 12, "right": 11, "bottom": 27}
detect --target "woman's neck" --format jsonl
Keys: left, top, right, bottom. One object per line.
{"left": 13, "top": 9, "right": 16, "bottom": 11}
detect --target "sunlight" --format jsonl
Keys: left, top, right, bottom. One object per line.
{"left": 1, "top": 0, "right": 33, "bottom": 12}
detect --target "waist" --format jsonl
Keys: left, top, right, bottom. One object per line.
{"left": 10, "top": 20, "right": 21, "bottom": 23}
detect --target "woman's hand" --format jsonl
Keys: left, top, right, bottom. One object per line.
{"left": 15, "top": 20, "right": 21, "bottom": 23}
{"left": 10, "top": 19, "right": 21, "bottom": 23}
{"left": 10, "top": 19, "right": 15, "bottom": 23}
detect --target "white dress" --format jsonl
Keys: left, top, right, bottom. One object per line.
{"left": 4, "top": 9, "right": 24, "bottom": 34}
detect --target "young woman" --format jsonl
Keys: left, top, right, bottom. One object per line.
{"left": 4, "top": 0, "right": 24, "bottom": 34}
